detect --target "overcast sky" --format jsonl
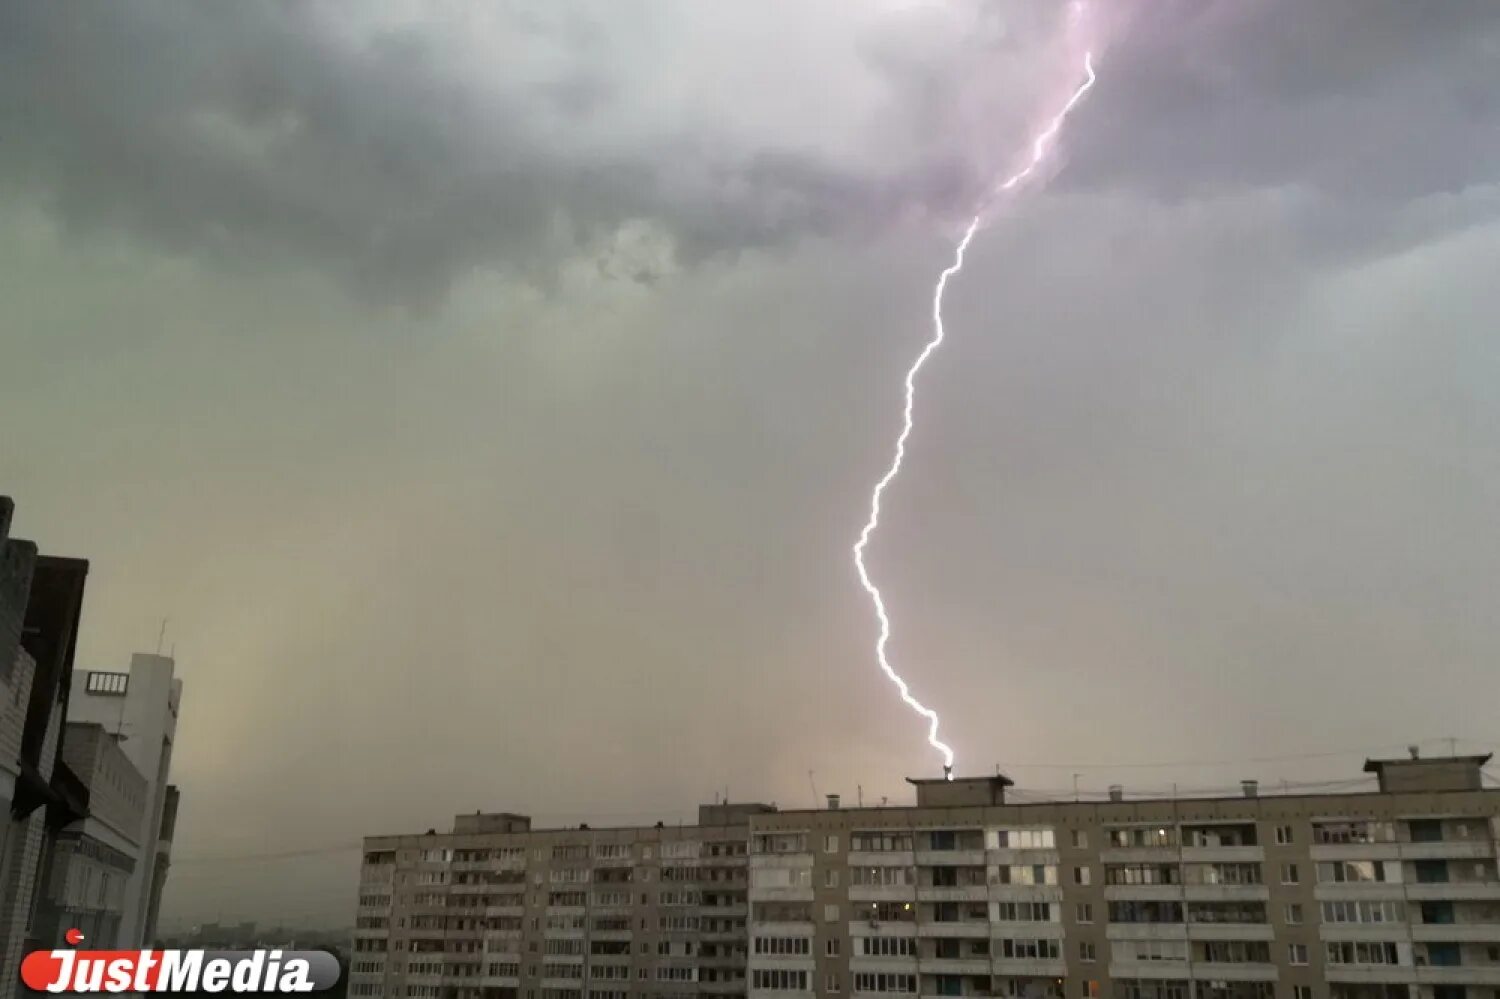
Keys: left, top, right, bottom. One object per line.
{"left": 2, "top": 0, "right": 1498, "bottom": 929}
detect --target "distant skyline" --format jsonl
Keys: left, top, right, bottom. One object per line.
{"left": 3, "top": 0, "right": 1499, "bottom": 927}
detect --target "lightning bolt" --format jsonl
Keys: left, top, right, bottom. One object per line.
{"left": 852, "top": 51, "right": 1098, "bottom": 779}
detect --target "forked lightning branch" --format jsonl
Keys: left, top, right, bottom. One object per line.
{"left": 851, "top": 50, "right": 1098, "bottom": 777}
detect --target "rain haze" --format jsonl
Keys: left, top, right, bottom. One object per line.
{"left": 2, "top": 0, "right": 1498, "bottom": 928}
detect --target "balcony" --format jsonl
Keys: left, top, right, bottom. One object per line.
{"left": 1104, "top": 886, "right": 1184, "bottom": 903}
{"left": 1187, "top": 923, "right": 1274, "bottom": 942}
{"left": 1189, "top": 962, "right": 1278, "bottom": 982}
{"left": 1414, "top": 966, "right": 1500, "bottom": 987}
{"left": 916, "top": 922, "right": 989, "bottom": 939}
{"left": 1180, "top": 847, "right": 1264, "bottom": 865}
{"left": 917, "top": 958, "right": 990, "bottom": 976}
{"left": 987, "top": 849, "right": 1061, "bottom": 866}
{"left": 1410, "top": 923, "right": 1500, "bottom": 942}
{"left": 1405, "top": 883, "right": 1500, "bottom": 901}
{"left": 1106, "top": 923, "right": 1188, "bottom": 941}
{"left": 1102, "top": 849, "right": 1179, "bottom": 865}
{"left": 989, "top": 885, "right": 1064, "bottom": 903}
{"left": 851, "top": 885, "right": 918, "bottom": 903}
{"left": 849, "top": 852, "right": 917, "bottom": 867}
{"left": 1319, "top": 925, "right": 1412, "bottom": 943}
{"left": 1401, "top": 842, "right": 1494, "bottom": 862}
{"left": 1324, "top": 966, "right": 1417, "bottom": 985}
{"left": 918, "top": 886, "right": 989, "bottom": 904}
{"left": 849, "top": 956, "right": 920, "bottom": 973}
{"left": 990, "top": 922, "right": 1064, "bottom": 940}
{"left": 1311, "top": 844, "right": 1403, "bottom": 863}
{"left": 1314, "top": 884, "right": 1407, "bottom": 903}
{"left": 480, "top": 975, "right": 521, "bottom": 989}
{"left": 850, "top": 921, "right": 918, "bottom": 938}
{"left": 751, "top": 920, "right": 815, "bottom": 937}
{"left": 1182, "top": 885, "right": 1269, "bottom": 903}
{"left": 917, "top": 850, "right": 987, "bottom": 867}
{"left": 1107, "top": 961, "right": 1190, "bottom": 981}
{"left": 989, "top": 958, "right": 1065, "bottom": 977}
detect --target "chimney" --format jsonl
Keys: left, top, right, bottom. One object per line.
{"left": 826, "top": 794, "right": 841, "bottom": 810}
{"left": 1409, "top": 745, "right": 1421, "bottom": 760}
{"left": 1241, "top": 780, "right": 1258, "bottom": 798}
{"left": 1108, "top": 785, "right": 1124, "bottom": 802}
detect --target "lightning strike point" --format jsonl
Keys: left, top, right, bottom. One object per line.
{"left": 851, "top": 49, "right": 1099, "bottom": 777}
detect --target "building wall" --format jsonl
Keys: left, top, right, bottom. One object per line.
{"left": 350, "top": 807, "right": 767, "bottom": 999}
{"left": 66, "top": 654, "right": 182, "bottom": 947}
{"left": 61, "top": 723, "right": 150, "bottom": 845}
{"left": 0, "top": 683, "right": 63, "bottom": 999}
{"left": 744, "top": 777, "right": 1500, "bottom": 999}
{"left": 31, "top": 722, "right": 149, "bottom": 951}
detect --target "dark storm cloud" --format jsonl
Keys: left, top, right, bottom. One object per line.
{"left": 0, "top": 1, "right": 904, "bottom": 305}
{"left": 1070, "top": 0, "right": 1500, "bottom": 202}
{"left": 6, "top": 0, "right": 1495, "bottom": 307}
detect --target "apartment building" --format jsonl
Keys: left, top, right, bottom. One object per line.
{"left": 355, "top": 754, "right": 1500, "bottom": 999}
{"left": 31, "top": 721, "right": 151, "bottom": 948}
{"left": 66, "top": 653, "right": 184, "bottom": 947}
{"left": 746, "top": 754, "right": 1500, "bottom": 999}
{"left": 0, "top": 495, "right": 91, "bottom": 999}
{"left": 352, "top": 802, "right": 773, "bottom": 999}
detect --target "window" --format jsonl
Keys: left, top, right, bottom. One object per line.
{"left": 859, "top": 937, "right": 916, "bottom": 958}
{"left": 86, "top": 670, "right": 130, "bottom": 695}
{"left": 995, "top": 829, "right": 1056, "bottom": 849}
{"left": 1320, "top": 900, "right": 1406, "bottom": 925}
{"left": 1076, "top": 903, "right": 1093, "bottom": 924}
{"left": 1113, "top": 940, "right": 1187, "bottom": 963}
{"left": 1313, "top": 821, "right": 1395, "bottom": 845}
{"left": 1289, "top": 944, "right": 1308, "bottom": 965}
{"left": 1080, "top": 942, "right": 1096, "bottom": 962}
{"left": 1072, "top": 830, "right": 1088, "bottom": 849}
{"left": 825, "top": 834, "right": 840, "bottom": 853}
{"left": 1107, "top": 826, "right": 1176, "bottom": 848}
{"left": 824, "top": 904, "right": 840, "bottom": 923}
{"left": 850, "top": 865, "right": 914, "bottom": 887}
{"left": 1293, "top": 989, "right": 1311, "bottom": 999}
{"left": 754, "top": 938, "right": 811, "bottom": 957}
{"left": 825, "top": 869, "right": 839, "bottom": 888}
{"left": 1326, "top": 941, "right": 1400, "bottom": 966}
{"left": 1285, "top": 904, "right": 1303, "bottom": 925}
{"left": 1275, "top": 825, "right": 1293, "bottom": 845}
{"left": 852, "top": 973, "right": 916, "bottom": 994}
{"left": 753, "top": 970, "right": 810, "bottom": 991}
{"left": 997, "top": 939, "right": 1062, "bottom": 961}
{"left": 826, "top": 976, "right": 841, "bottom": 994}
{"left": 1083, "top": 982, "right": 1100, "bottom": 999}
{"left": 851, "top": 832, "right": 913, "bottom": 853}
{"left": 1074, "top": 866, "right": 1091, "bottom": 886}
{"left": 826, "top": 939, "right": 840, "bottom": 957}
{"left": 752, "top": 868, "right": 812, "bottom": 889}
{"left": 1317, "top": 861, "right": 1386, "bottom": 884}
{"left": 1281, "top": 864, "right": 1299, "bottom": 885}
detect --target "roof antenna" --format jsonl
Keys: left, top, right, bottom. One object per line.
{"left": 807, "top": 771, "right": 819, "bottom": 808}
{"left": 156, "top": 618, "right": 168, "bottom": 655}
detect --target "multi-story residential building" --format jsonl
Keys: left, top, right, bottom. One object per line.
{"left": 31, "top": 721, "right": 150, "bottom": 948}
{"left": 0, "top": 496, "right": 91, "bottom": 999}
{"left": 746, "top": 754, "right": 1500, "bottom": 999}
{"left": 359, "top": 753, "right": 1500, "bottom": 999}
{"left": 352, "top": 802, "right": 773, "bottom": 999}
{"left": 66, "top": 653, "right": 184, "bottom": 948}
